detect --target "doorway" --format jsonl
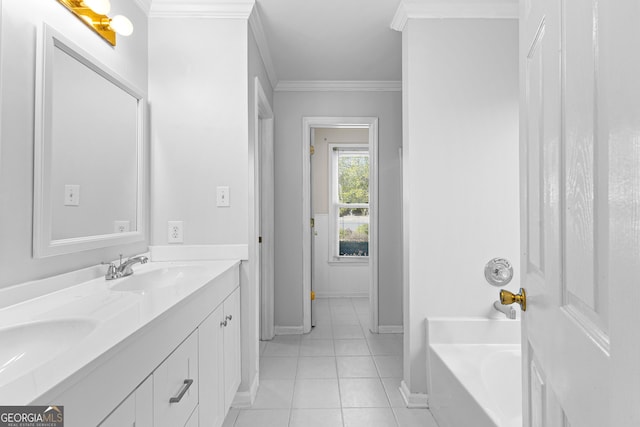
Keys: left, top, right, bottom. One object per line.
{"left": 253, "top": 77, "right": 275, "bottom": 342}
{"left": 302, "top": 117, "right": 379, "bottom": 333}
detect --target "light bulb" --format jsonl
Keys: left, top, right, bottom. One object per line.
{"left": 83, "top": 0, "right": 110, "bottom": 15}
{"left": 109, "top": 15, "right": 133, "bottom": 36}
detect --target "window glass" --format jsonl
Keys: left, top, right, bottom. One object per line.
{"left": 334, "top": 149, "right": 369, "bottom": 258}
{"left": 338, "top": 152, "right": 369, "bottom": 204}
{"left": 339, "top": 208, "right": 369, "bottom": 256}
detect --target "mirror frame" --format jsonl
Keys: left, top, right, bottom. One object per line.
{"left": 33, "top": 24, "right": 146, "bottom": 258}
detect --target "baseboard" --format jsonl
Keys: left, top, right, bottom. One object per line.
{"left": 149, "top": 244, "right": 249, "bottom": 261}
{"left": 378, "top": 325, "right": 404, "bottom": 334}
{"left": 400, "top": 380, "right": 429, "bottom": 408}
{"left": 314, "top": 292, "right": 369, "bottom": 298}
{"left": 274, "top": 325, "right": 305, "bottom": 335}
{"left": 231, "top": 374, "right": 259, "bottom": 408}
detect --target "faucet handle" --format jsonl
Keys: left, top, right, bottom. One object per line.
{"left": 102, "top": 262, "right": 119, "bottom": 280}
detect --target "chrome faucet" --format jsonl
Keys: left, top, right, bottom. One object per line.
{"left": 117, "top": 255, "right": 149, "bottom": 277}
{"left": 104, "top": 254, "right": 149, "bottom": 280}
{"left": 493, "top": 300, "right": 517, "bottom": 319}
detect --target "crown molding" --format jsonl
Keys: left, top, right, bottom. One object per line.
{"left": 390, "top": 3, "right": 410, "bottom": 31}
{"left": 150, "top": 0, "right": 255, "bottom": 18}
{"left": 275, "top": 80, "right": 402, "bottom": 92}
{"left": 391, "top": 0, "right": 518, "bottom": 31}
{"left": 249, "top": 7, "right": 278, "bottom": 89}
{"left": 133, "top": 0, "right": 152, "bottom": 14}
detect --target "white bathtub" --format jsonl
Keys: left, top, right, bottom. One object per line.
{"left": 426, "top": 318, "right": 522, "bottom": 427}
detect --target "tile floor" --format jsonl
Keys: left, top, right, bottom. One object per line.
{"left": 222, "top": 297, "right": 439, "bottom": 427}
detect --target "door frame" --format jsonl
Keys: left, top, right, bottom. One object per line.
{"left": 302, "top": 116, "right": 379, "bottom": 333}
{"left": 253, "top": 77, "right": 275, "bottom": 341}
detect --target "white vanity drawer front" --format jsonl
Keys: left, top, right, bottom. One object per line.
{"left": 184, "top": 406, "right": 199, "bottom": 427}
{"left": 99, "top": 389, "right": 135, "bottom": 427}
{"left": 154, "top": 331, "right": 199, "bottom": 427}
{"left": 99, "top": 375, "right": 152, "bottom": 427}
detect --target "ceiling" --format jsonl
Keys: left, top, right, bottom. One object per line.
{"left": 255, "top": 0, "right": 402, "bottom": 82}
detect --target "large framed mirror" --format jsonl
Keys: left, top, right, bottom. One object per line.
{"left": 33, "top": 24, "right": 146, "bottom": 258}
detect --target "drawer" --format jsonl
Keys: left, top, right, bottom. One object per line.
{"left": 154, "top": 331, "right": 199, "bottom": 427}
{"left": 184, "top": 406, "right": 199, "bottom": 427}
{"left": 99, "top": 375, "right": 152, "bottom": 427}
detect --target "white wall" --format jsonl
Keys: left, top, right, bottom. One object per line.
{"left": 246, "top": 22, "right": 274, "bottom": 397}
{"left": 274, "top": 90, "right": 403, "bottom": 328}
{"left": 149, "top": 18, "right": 248, "bottom": 246}
{"left": 149, "top": 14, "right": 272, "bottom": 401}
{"left": 401, "top": 19, "right": 519, "bottom": 395}
{"left": 0, "top": 0, "right": 148, "bottom": 289}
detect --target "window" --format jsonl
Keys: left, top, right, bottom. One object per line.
{"left": 329, "top": 145, "right": 369, "bottom": 259}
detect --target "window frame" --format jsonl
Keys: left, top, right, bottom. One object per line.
{"left": 328, "top": 143, "right": 370, "bottom": 263}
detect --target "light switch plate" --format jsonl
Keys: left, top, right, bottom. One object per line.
{"left": 64, "top": 185, "right": 80, "bottom": 206}
{"left": 217, "top": 186, "right": 230, "bottom": 207}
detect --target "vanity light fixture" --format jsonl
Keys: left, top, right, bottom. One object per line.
{"left": 84, "top": 0, "right": 110, "bottom": 15}
{"left": 56, "top": 0, "right": 133, "bottom": 46}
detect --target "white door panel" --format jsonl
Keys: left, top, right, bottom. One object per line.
{"left": 602, "top": 1, "right": 640, "bottom": 425}
{"left": 520, "top": 0, "right": 610, "bottom": 426}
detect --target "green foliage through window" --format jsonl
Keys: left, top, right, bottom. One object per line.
{"left": 338, "top": 153, "right": 369, "bottom": 204}
{"left": 336, "top": 149, "right": 369, "bottom": 257}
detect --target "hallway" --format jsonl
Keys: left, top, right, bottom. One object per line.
{"left": 222, "top": 297, "right": 437, "bottom": 427}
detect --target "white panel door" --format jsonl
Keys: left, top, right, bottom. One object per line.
{"left": 605, "top": 2, "right": 640, "bottom": 425}
{"left": 520, "top": 0, "right": 611, "bottom": 425}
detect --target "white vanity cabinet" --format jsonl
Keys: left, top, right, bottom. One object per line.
{"left": 35, "top": 261, "right": 242, "bottom": 427}
{"left": 99, "top": 375, "right": 153, "bottom": 427}
{"left": 223, "top": 288, "right": 241, "bottom": 411}
{"left": 199, "top": 288, "right": 241, "bottom": 427}
{"left": 100, "top": 331, "right": 200, "bottom": 427}
{"left": 185, "top": 407, "right": 199, "bottom": 427}
{"left": 153, "top": 331, "right": 199, "bottom": 427}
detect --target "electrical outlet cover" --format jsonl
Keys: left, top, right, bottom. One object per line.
{"left": 168, "top": 221, "right": 184, "bottom": 243}
{"left": 114, "top": 220, "right": 131, "bottom": 233}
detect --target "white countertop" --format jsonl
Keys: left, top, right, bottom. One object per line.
{"left": 0, "top": 259, "right": 240, "bottom": 405}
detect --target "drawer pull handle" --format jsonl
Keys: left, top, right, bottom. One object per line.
{"left": 169, "top": 379, "right": 194, "bottom": 403}
{"left": 220, "top": 320, "right": 228, "bottom": 327}
{"left": 226, "top": 315, "right": 233, "bottom": 321}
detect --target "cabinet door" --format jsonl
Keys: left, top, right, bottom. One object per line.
{"left": 198, "top": 305, "right": 226, "bottom": 427}
{"left": 99, "top": 391, "right": 135, "bottom": 427}
{"left": 99, "top": 375, "right": 152, "bottom": 427}
{"left": 223, "top": 288, "right": 241, "bottom": 410}
{"left": 154, "top": 331, "right": 199, "bottom": 427}
{"left": 185, "top": 407, "right": 199, "bottom": 427}
{"left": 134, "top": 375, "right": 153, "bottom": 427}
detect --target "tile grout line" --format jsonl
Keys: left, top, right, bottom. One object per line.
{"left": 329, "top": 297, "right": 347, "bottom": 427}
{"left": 239, "top": 297, "right": 409, "bottom": 427}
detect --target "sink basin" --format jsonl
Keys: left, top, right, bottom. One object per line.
{"left": 0, "top": 319, "right": 97, "bottom": 386}
{"left": 109, "top": 265, "right": 209, "bottom": 293}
